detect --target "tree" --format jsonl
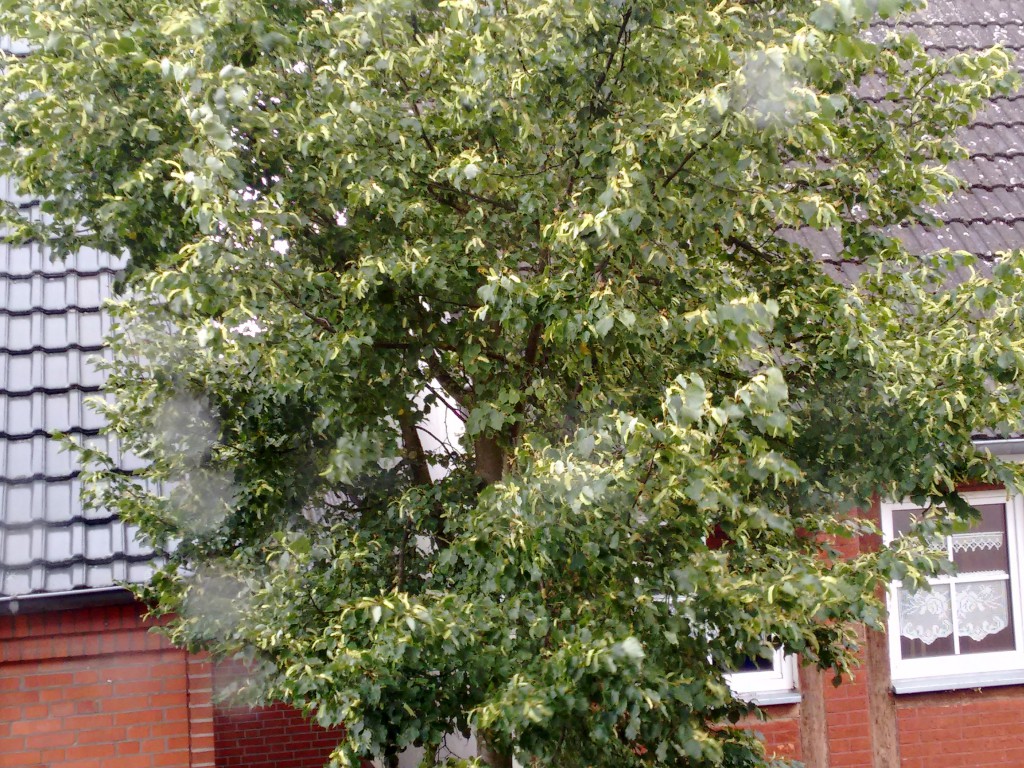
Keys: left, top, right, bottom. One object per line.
{"left": 2, "top": 0, "right": 1023, "bottom": 765}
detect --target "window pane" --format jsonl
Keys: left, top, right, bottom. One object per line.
{"left": 899, "top": 584, "right": 954, "bottom": 658}
{"left": 891, "top": 507, "right": 948, "bottom": 559}
{"left": 733, "top": 655, "right": 775, "bottom": 673}
{"left": 953, "top": 504, "right": 1009, "bottom": 574}
{"left": 891, "top": 508, "right": 920, "bottom": 539}
{"left": 890, "top": 499, "right": 1020, "bottom": 665}
{"left": 958, "top": 579, "right": 1015, "bottom": 654}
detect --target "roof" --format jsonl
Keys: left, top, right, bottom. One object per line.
{"left": 800, "top": 0, "right": 1024, "bottom": 269}
{"left": 0, "top": 176, "right": 153, "bottom": 601}
{"left": 892, "top": 0, "right": 1024, "bottom": 258}
{"left": 1, "top": 2, "right": 1023, "bottom": 602}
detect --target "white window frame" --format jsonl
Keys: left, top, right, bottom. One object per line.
{"left": 726, "top": 648, "right": 799, "bottom": 705}
{"left": 655, "top": 593, "right": 800, "bottom": 705}
{"left": 882, "top": 490, "right": 1024, "bottom": 694}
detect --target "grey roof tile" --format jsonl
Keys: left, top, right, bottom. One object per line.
{"left": 0, "top": 224, "right": 150, "bottom": 599}
{"left": 800, "top": 2, "right": 1024, "bottom": 266}
{"left": 891, "top": 0, "right": 1024, "bottom": 257}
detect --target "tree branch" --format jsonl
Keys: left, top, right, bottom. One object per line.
{"left": 400, "top": 412, "right": 433, "bottom": 487}
{"left": 427, "top": 352, "right": 473, "bottom": 410}
{"left": 593, "top": 7, "right": 633, "bottom": 100}
{"left": 395, "top": 71, "right": 437, "bottom": 156}
{"left": 426, "top": 180, "right": 517, "bottom": 213}
{"left": 660, "top": 126, "right": 724, "bottom": 191}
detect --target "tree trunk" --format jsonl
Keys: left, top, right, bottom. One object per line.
{"left": 474, "top": 435, "right": 504, "bottom": 484}
{"left": 399, "top": 414, "right": 433, "bottom": 486}
{"left": 478, "top": 730, "right": 513, "bottom": 768}
{"left": 473, "top": 439, "right": 509, "bottom": 768}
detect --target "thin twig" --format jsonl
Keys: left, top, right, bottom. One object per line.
{"left": 660, "top": 126, "right": 724, "bottom": 191}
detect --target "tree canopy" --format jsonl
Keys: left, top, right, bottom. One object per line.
{"left": 2, "top": 0, "right": 1024, "bottom": 765}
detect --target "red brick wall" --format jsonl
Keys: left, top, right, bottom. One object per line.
{"left": 823, "top": 664, "right": 873, "bottom": 766}
{"left": 0, "top": 602, "right": 214, "bottom": 768}
{"left": 0, "top": 600, "right": 353, "bottom": 768}
{"left": 212, "top": 661, "right": 343, "bottom": 768}
{"left": 743, "top": 703, "right": 801, "bottom": 761}
{"left": 213, "top": 701, "right": 343, "bottom": 768}
{"left": 13, "top": 599, "right": 1024, "bottom": 767}
{"left": 897, "top": 686, "right": 1024, "bottom": 768}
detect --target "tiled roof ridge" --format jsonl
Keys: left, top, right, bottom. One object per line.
{"left": 967, "top": 120, "right": 1024, "bottom": 128}
{"left": 959, "top": 252, "right": 1005, "bottom": 262}
{"left": 964, "top": 152, "right": 1024, "bottom": 160}
{"left": 888, "top": 19, "right": 1024, "bottom": 30}
{"left": 0, "top": 267, "right": 121, "bottom": 281}
{"left": 923, "top": 45, "right": 1024, "bottom": 53}
{"left": 3, "top": 342, "right": 106, "bottom": 356}
{"left": 2, "top": 466, "right": 137, "bottom": 486}
{"left": 3, "top": 471, "right": 85, "bottom": 485}
{"left": 1, "top": 552, "right": 154, "bottom": 573}
{"left": 2, "top": 305, "right": 103, "bottom": 317}
{"left": 952, "top": 183, "right": 1024, "bottom": 192}
{"left": 1, "top": 513, "right": 120, "bottom": 532}
{"left": 3, "top": 199, "right": 39, "bottom": 210}
{"left": 909, "top": 214, "right": 1024, "bottom": 226}
{"left": 1, "top": 383, "right": 103, "bottom": 397}
{"left": 822, "top": 250, "right": 1012, "bottom": 262}
{"left": 1, "top": 426, "right": 102, "bottom": 441}
{"left": 861, "top": 92, "right": 1024, "bottom": 106}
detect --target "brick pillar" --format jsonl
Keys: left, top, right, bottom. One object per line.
{"left": 187, "top": 653, "right": 217, "bottom": 767}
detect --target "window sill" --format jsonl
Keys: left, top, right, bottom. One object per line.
{"left": 893, "top": 669, "right": 1024, "bottom": 695}
{"left": 736, "top": 689, "right": 801, "bottom": 706}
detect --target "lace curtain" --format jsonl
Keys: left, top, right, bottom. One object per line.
{"left": 899, "top": 580, "right": 1009, "bottom": 644}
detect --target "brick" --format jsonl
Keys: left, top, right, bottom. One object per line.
{"left": 23, "top": 672, "right": 74, "bottom": 688}
{"left": 0, "top": 750, "right": 41, "bottom": 768}
{"left": 68, "top": 742, "right": 118, "bottom": 759}
{"left": 104, "top": 756, "right": 152, "bottom": 768}
{"left": 113, "top": 708, "right": 164, "bottom": 727}
{"left": 0, "top": 737, "right": 25, "bottom": 755}
{"left": 25, "top": 728, "right": 76, "bottom": 750}
{"left": 10, "top": 718, "right": 62, "bottom": 736}
{"left": 75, "top": 726, "right": 126, "bottom": 745}
{"left": 0, "top": 689, "right": 40, "bottom": 706}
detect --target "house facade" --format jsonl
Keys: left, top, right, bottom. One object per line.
{"left": 3, "top": 0, "right": 1024, "bottom": 766}
{"left": 751, "top": 490, "right": 1024, "bottom": 768}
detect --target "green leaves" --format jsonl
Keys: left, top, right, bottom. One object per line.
{"left": 665, "top": 375, "right": 707, "bottom": 427}
{"left": 6, "top": 0, "right": 1024, "bottom": 765}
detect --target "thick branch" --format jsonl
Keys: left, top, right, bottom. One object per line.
{"left": 726, "top": 235, "right": 775, "bottom": 265}
{"left": 478, "top": 730, "right": 513, "bottom": 768}
{"left": 510, "top": 322, "right": 544, "bottom": 445}
{"left": 593, "top": 7, "right": 633, "bottom": 100}
{"left": 426, "top": 180, "right": 517, "bottom": 213}
{"left": 427, "top": 352, "right": 473, "bottom": 409}
{"left": 394, "top": 411, "right": 433, "bottom": 592}
{"left": 474, "top": 435, "right": 504, "bottom": 484}
{"left": 400, "top": 412, "right": 433, "bottom": 487}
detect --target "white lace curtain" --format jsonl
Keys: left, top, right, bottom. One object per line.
{"left": 899, "top": 580, "right": 1009, "bottom": 644}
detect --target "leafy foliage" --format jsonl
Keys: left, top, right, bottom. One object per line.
{"left": 2, "top": 0, "right": 1023, "bottom": 765}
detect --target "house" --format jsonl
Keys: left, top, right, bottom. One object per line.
{"left": 2, "top": 1, "right": 1024, "bottom": 767}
